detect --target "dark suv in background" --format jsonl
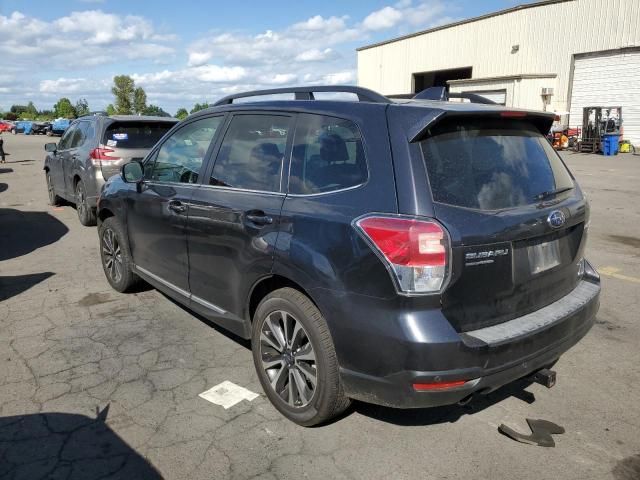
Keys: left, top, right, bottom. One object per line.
{"left": 97, "top": 86, "right": 600, "bottom": 426}
{"left": 44, "top": 114, "right": 178, "bottom": 225}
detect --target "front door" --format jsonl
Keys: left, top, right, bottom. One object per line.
{"left": 51, "top": 123, "right": 77, "bottom": 199}
{"left": 126, "top": 116, "right": 224, "bottom": 292}
{"left": 187, "top": 113, "right": 292, "bottom": 333}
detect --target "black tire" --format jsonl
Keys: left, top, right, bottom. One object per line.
{"left": 252, "top": 287, "right": 350, "bottom": 426}
{"left": 45, "top": 170, "right": 62, "bottom": 206}
{"left": 75, "top": 180, "right": 97, "bottom": 226}
{"left": 98, "top": 217, "right": 139, "bottom": 293}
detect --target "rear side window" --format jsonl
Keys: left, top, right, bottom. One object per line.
{"left": 289, "top": 114, "right": 367, "bottom": 194}
{"left": 421, "top": 119, "right": 574, "bottom": 210}
{"left": 103, "top": 122, "right": 175, "bottom": 149}
{"left": 210, "top": 114, "right": 290, "bottom": 192}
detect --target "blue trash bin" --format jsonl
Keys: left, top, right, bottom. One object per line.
{"left": 603, "top": 134, "right": 620, "bottom": 156}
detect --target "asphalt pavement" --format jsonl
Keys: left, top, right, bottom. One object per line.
{"left": 0, "top": 133, "right": 639, "bottom": 480}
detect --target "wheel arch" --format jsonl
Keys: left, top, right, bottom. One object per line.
{"left": 247, "top": 274, "right": 320, "bottom": 324}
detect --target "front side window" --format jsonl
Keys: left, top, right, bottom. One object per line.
{"left": 210, "top": 114, "right": 290, "bottom": 192}
{"left": 289, "top": 114, "right": 367, "bottom": 194}
{"left": 149, "top": 116, "right": 222, "bottom": 184}
{"left": 421, "top": 119, "right": 574, "bottom": 210}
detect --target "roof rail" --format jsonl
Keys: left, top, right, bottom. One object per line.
{"left": 413, "top": 87, "right": 496, "bottom": 105}
{"left": 78, "top": 111, "right": 108, "bottom": 118}
{"left": 213, "top": 85, "right": 391, "bottom": 106}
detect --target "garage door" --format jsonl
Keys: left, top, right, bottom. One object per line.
{"left": 570, "top": 50, "right": 640, "bottom": 146}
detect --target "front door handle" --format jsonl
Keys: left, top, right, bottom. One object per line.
{"left": 245, "top": 212, "right": 273, "bottom": 225}
{"left": 168, "top": 200, "right": 187, "bottom": 214}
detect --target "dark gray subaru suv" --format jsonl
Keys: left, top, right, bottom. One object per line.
{"left": 96, "top": 86, "right": 600, "bottom": 426}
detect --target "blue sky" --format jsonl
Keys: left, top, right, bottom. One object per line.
{"left": 0, "top": 0, "right": 533, "bottom": 114}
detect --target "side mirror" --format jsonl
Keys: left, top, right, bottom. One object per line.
{"left": 44, "top": 143, "right": 57, "bottom": 153}
{"left": 122, "top": 161, "right": 144, "bottom": 183}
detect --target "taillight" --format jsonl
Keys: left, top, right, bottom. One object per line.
{"left": 354, "top": 215, "right": 450, "bottom": 294}
{"left": 90, "top": 148, "right": 121, "bottom": 165}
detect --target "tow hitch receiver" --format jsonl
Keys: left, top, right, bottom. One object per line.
{"left": 529, "top": 368, "right": 557, "bottom": 388}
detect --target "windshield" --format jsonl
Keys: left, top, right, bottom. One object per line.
{"left": 103, "top": 121, "right": 175, "bottom": 149}
{"left": 420, "top": 119, "right": 574, "bottom": 210}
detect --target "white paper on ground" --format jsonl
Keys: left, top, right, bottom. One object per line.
{"left": 199, "top": 381, "right": 260, "bottom": 409}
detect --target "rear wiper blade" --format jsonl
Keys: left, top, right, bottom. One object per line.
{"left": 533, "top": 186, "right": 574, "bottom": 201}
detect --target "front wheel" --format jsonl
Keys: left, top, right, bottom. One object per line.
{"left": 75, "top": 180, "right": 97, "bottom": 226}
{"left": 252, "top": 288, "right": 350, "bottom": 426}
{"left": 99, "top": 217, "right": 139, "bottom": 292}
{"left": 45, "top": 171, "right": 61, "bottom": 206}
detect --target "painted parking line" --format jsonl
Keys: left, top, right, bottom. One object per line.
{"left": 199, "top": 381, "right": 260, "bottom": 409}
{"left": 598, "top": 266, "right": 640, "bottom": 284}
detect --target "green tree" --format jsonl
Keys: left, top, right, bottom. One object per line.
{"left": 3, "top": 112, "right": 18, "bottom": 121}
{"left": 106, "top": 104, "right": 116, "bottom": 116}
{"left": 175, "top": 108, "right": 188, "bottom": 120}
{"left": 133, "top": 87, "right": 147, "bottom": 115}
{"left": 111, "top": 75, "right": 136, "bottom": 114}
{"left": 142, "top": 104, "right": 170, "bottom": 117}
{"left": 75, "top": 98, "right": 90, "bottom": 116}
{"left": 190, "top": 102, "right": 210, "bottom": 114}
{"left": 25, "top": 101, "right": 38, "bottom": 118}
{"left": 53, "top": 98, "right": 76, "bottom": 118}
{"left": 10, "top": 105, "right": 28, "bottom": 116}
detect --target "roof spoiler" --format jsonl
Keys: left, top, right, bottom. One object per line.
{"left": 408, "top": 109, "right": 556, "bottom": 143}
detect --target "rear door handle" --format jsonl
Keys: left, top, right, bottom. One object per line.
{"left": 245, "top": 212, "right": 273, "bottom": 225}
{"left": 168, "top": 200, "right": 187, "bottom": 213}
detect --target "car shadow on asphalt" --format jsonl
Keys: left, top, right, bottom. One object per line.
{"left": 352, "top": 378, "right": 537, "bottom": 426}
{"left": 161, "top": 292, "right": 252, "bottom": 349}
{"left": 0, "top": 272, "right": 54, "bottom": 302}
{"left": 0, "top": 406, "right": 163, "bottom": 479}
{"left": 0, "top": 208, "right": 69, "bottom": 262}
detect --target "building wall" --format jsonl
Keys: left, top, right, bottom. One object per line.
{"left": 449, "top": 76, "right": 556, "bottom": 111}
{"left": 357, "top": 0, "right": 640, "bottom": 112}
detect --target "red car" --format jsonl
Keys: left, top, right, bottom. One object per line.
{"left": 0, "top": 121, "right": 15, "bottom": 133}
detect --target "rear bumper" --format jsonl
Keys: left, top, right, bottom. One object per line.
{"left": 320, "top": 263, "right": 600, "bottom": 409}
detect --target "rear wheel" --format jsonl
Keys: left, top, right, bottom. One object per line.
{"left": 75, "top": 180, "right": 97, "bottom": 226}
{"left": 251, "top": 288, "right": 350, "bottom": 426}
{"left": 45, "top": 170, "right": 61, "bottom": 206}
{"left": 99, "top": 217, "right": 139, "bottom": 292}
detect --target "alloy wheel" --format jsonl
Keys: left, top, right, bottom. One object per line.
{"left": 260, "top": 310, "right": 317, "bottom": 408}
{"left": 46, "top": 173, "right": 55, "bottom": 204}
{"left": 102, "top": 228, "right": 123, "bottom": 284}
{"left": 76, "top": 183, "right": 86, "bottom": 220}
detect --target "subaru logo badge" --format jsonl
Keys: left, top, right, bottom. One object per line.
{"left": 547, "top": 210, "right": 566, "bottom": 229}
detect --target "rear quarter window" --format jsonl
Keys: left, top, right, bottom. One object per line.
{"left": 420, "top": 119, "right": 574, "bottom": 210}
{"left": 103, "top": 122, "right": 175, "bottom": 149}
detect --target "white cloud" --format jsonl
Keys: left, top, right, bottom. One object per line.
{"left": 295, "top": 48, "right": 336, "bottom": 62}
{"left": 363, "top": 6, "right": 404, "bottom": 31}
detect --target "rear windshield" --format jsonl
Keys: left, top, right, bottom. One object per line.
{"left": 103, "top": 122, "right": 174, "bottom": 149}
{"left": 420, "top": 119, "right": 574, "bottom": 210}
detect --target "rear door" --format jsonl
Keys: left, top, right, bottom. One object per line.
{"left": 186, "top": 113, "right": 292, "bottom": 332}
{"left": 99, "top": 120, "right": 177, "bottom": 181}
{"left": 126, "top": 116, "right": 222, "bottom": 293}
{"left": 418, "top": 117, "right": 588, "bottom": 332}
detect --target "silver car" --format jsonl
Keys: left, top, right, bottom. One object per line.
{"left": 44, "top": 114, "right": 178, "bottom": 225}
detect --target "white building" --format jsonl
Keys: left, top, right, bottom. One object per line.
{"left": 357, "top": 0, "right": 640, "bottom": 144}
